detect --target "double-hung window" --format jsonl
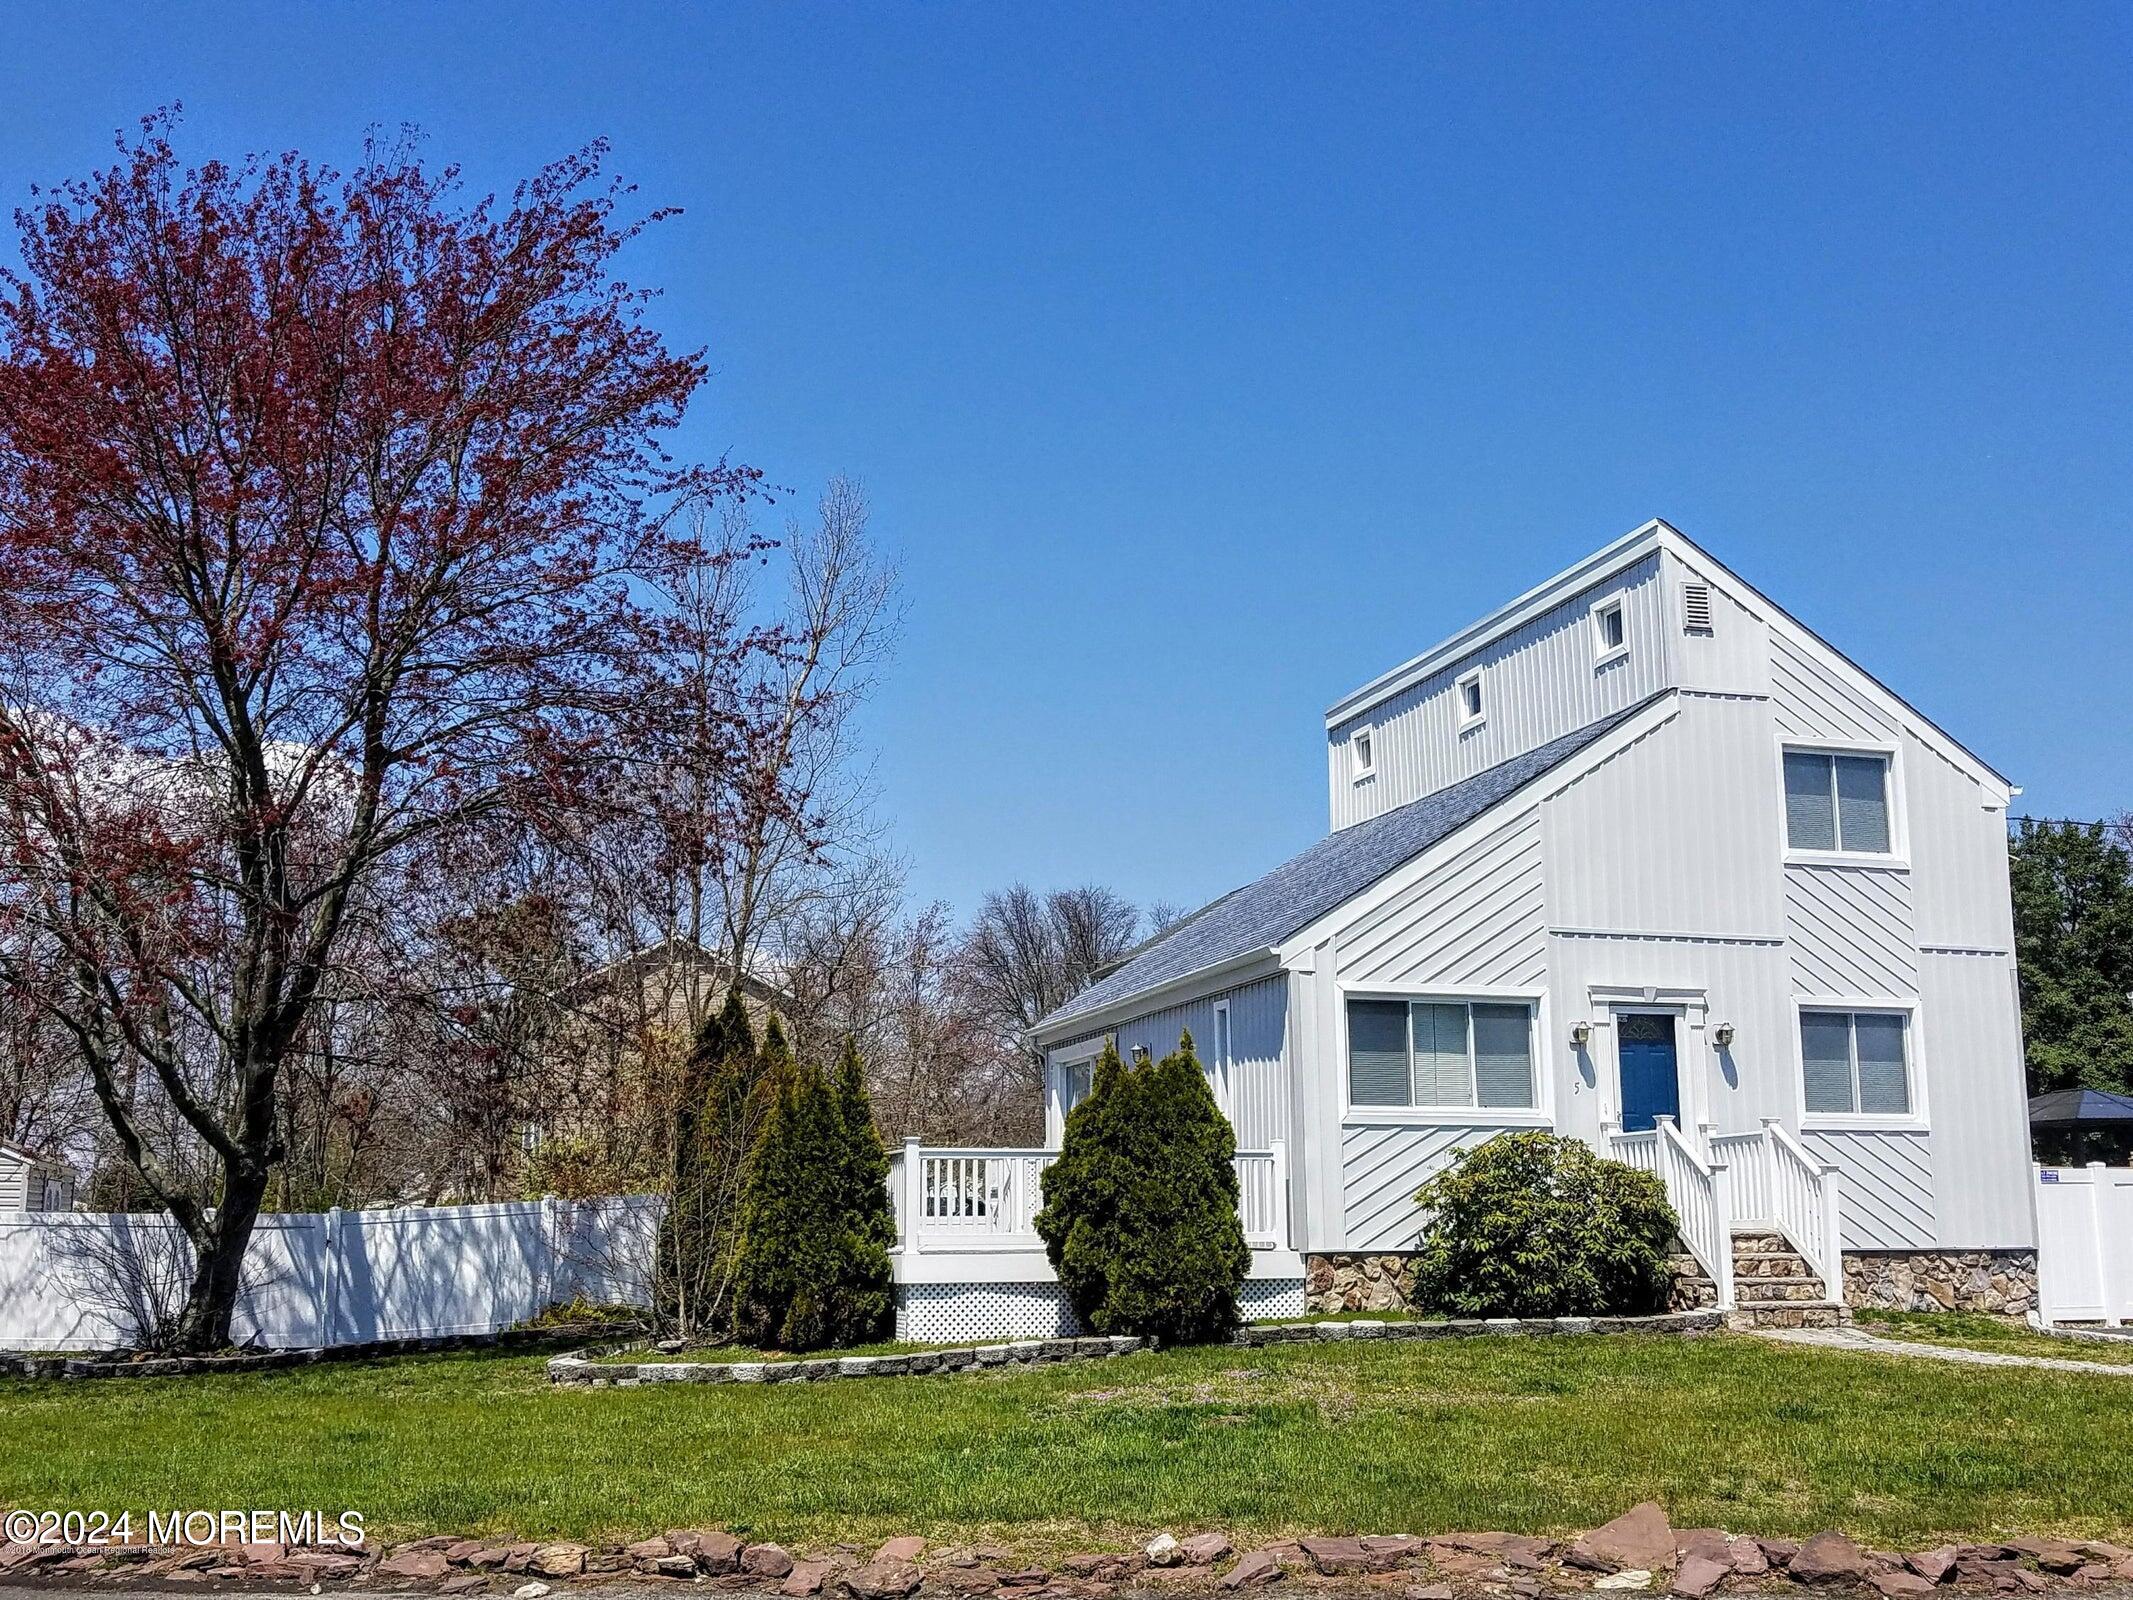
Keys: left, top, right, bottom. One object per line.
{"left": 1348, "top": 997, "right": 1536, "bottom": 1111}
{"left": 1783, "top": 749, "right": 1893, "bottom": 855}
{"left": 1800, "top": 1008, "right": 1913, "bottom": 1118}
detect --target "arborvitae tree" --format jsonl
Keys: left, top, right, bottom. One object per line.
{"left": 823, "top": 1036, "right": 897, "bottom": 1344}
{"left": 654, "top": 1001, "right": 730, "bottom": 1332}
{"left": 731, "top": 1032, "right": 899, "bottom": 1351}
{"left": 655, "top": 990, "right": 764, "bottom": 1337}
{"left": 2010, "top": 821, "right": 2133, "bottom": 1108}
{"left": 1035, "top": 1032, "right": 1249, "bottom": 1344}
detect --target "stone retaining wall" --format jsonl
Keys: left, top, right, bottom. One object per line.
{"left": 1842, "top": 1250, "right": 2038, "bottom": 1317}
{"left": 0, "top": 1320, "right": 636, "bottom": 1382}
{"left": 550, "top": 1310, "right": 1725, "bottom": 1386}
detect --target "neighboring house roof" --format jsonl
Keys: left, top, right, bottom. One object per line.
{"left": 2029, "top": 1088, "right": 2133, "bottom": 1128}
{"left": 564, "top": 937, "right": 789, "bottom": 1007}
{"left": 1035, "top": 696, "right": 1662, "bottom": 1035}
{"left": 0, "top": 1141, "right": 74, "bottom": 1175}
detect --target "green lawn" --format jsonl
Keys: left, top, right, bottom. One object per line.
{"left": 4, "top": 1332, "right": 2132, "bottom": 1555}
{"left": 1855, "top": 1309, "right": 2133, "bottom": 1367}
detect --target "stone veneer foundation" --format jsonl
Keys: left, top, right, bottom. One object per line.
{"left": 1842, "top": 1249, "right": 2038, "bottom": 1317}
{"left": 1306, "top": 1252, "right": 1717, "bottom": 1315}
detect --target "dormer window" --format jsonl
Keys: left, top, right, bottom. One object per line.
{"left": 1456, "top": 669, "right": 1485, "bottom": 730}
{"left": 1351, "top": 726, "right": 1375, "bottom": 782}
{"left": 1592, "top": 597, "right": 1627, "bottom": 663}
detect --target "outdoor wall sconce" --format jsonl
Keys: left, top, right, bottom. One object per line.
{"left": 1569, "top": 1021, "right": 1593, "bottom": 1047}
{"left": 1712, "top": 1022, "right": 1737, "bottom": 1049}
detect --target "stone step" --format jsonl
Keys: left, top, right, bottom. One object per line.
{"left": 1730, "top": 1230, "right": 1793, "bottom": 1254}
{"left": 1726, "top": 1301, "right": 1849, "bottom": 1331}
{"left": 1733, "top": 1251, "right": 1815, "bottom": 1280}
{"left": 1735, "top": 1278, "right": 1826, "bottom": 1304}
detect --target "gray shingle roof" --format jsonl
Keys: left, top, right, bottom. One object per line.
{"left": 1036, "top": 697, "right": 1662, "bottom": 1033}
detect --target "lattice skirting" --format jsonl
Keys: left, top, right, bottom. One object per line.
{"left": 894, "top": 1278, "right": 1308, "bottom": 1342}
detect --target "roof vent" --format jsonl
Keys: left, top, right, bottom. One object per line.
{"left": 1682, "top": 581, "right": 1714, "bottom": 634}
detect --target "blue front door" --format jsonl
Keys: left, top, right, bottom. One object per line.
{"left": 1617, "top": 1013, "right": 1680, "bottom": 1133}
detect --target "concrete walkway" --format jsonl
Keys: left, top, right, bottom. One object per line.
{"left": 1760, "top": 1323, "right": 2133, "bottom": 1376}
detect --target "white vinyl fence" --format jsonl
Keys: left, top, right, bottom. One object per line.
{"left": 0, "top": 1195, "right": 659, "bottom": 1352}
{"left": 2036, "top": 1164, "right": 2133, "bottom": 1326}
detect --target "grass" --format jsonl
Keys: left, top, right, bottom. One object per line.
{"left": 1854, "top": 1309, "right": 2133, "bottom": 1367}
{"left": 4, "top": 1332, "right": 2133, "bottom": 1555}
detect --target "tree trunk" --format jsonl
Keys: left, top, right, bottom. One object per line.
{"left": 170, "top": 1158, "right": 271, "bottom": 1353}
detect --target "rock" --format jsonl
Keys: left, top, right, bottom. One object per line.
{"left": 1731, "top": 1543, "right": 1770, "bottom": 1578}
{"left": 1762, "top": 1541, "right": 1801, "bottom": 1566}
{"left": 1868, "top": 1575, "right": 1936, "bottom": 1597}
{"left": 651, "top": 1554, "right": 699, "bottom": 1578}
{"left": 1673, "top": 1556, "right": 1729, "bottom": 1597}
{"left": 746, "top": 1544, "right": 797, "bottom": 1579}
{"left": 1572, "top": 1505, "right": 1679, "bottom": 1575}
{"left": 527, "top": 1545, "right": 588, "bottom": 1579}
{"left": 842, "top": 1558, "right": 923, "bottom": 1599}
{"left": 695, "top": 1533, "right": 745, "bottom": 1573}
{"left": 1176, "top": 1532, "right": 1233, "bottom": 1566}
{"left": 876, "top": 1536, "right": 927, "bottom": 1564}
{"left": 441, "top": 1577, "right": 489, "bottom": 1595}
{"left": 928, "top": 1569, "right": 1001, "bottom": 1594}
{"left": 2076, "top": 1564, "right": 2113, "bottom": 1582}
{"left": 1678, "top": 1531, "right": 1733, "bottom": 1566}
{"left": 2006, "top": 1539, "right": 2085, "bottom": 1576}
{"left": 240, "top": 1543, "right": 288, "bottom": 1565}
{"left": 445, "top": 1541, "right": 490, "bottom": 1566}
{"left": 627, "top": 1538, "right": 675, "bottom": 1562}
{"left": 783, "top": 1559, "right": 832, "bottom": 1596}
{"left": 1407, "top": 1588, "right": 1455, "bottom": 1600}
{"left": 511, "top": 1585, "right": 551, "bottom": 1600}
{"left": 1436, "top": 1532, "right": 1549, "bottom": 1569}
{"left": 402, "top": 1537, "right": 470, "bottom": 1554}
{"left": 1595, "top": 1571, "right": 1655, "bottom": 1591}
{"left": 1300, "top": 1536, "right": 1371, "bottom": 1576}
{"left": 377, "top": 1550, "right": 452, "bottom": 1582}
{"left": 1905, "top": 1549, "right": 1958, "bottom": 1585}
{"left": 1222, "top": 1550, "right": 1286, "bottom": 1589}
{"left": 995, "top": 1569, "right": 1049, "bottom": 1587}
{"left": 2113, "top": 1558, "right": 2133, "bottom": 1584}
{"left": 1060, "top": 1556, "right": 1108, "bottom": 1578}
{"left": 1362, "top": 1535, "right": 1425, "bottom": 1564}
{"left": 1147, "top": 1534, "right": 1184, "bottom": 1568}
{"left": 1789, "top": 1534, "right": 1873, "bottom": 1586}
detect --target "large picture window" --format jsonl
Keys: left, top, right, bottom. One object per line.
{"left": 1347, "top": 997, "right": 1536, "bottom": 1110}
{"left": 1800, "top": 1008, "right": 1912, "bottom": 1118}
{"left": 1783, "top": 749, "right": 1893, "bottom": 855}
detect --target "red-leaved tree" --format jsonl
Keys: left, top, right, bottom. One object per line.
{"left": 0, "top": 114, "right": 767, "bottom": 1349}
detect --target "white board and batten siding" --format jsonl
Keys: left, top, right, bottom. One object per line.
{"left": 1044, "top": 974, "right": 1290, "bottom": 1153}
{"left": 1296, "top": 525, "right": 2036, "bottom": 1260}
{"left": 1327, "top": 553, "right": 1672, "bottom": 833}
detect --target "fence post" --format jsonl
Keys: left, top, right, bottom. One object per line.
{"left": 318, "top": 1207, "right": 342, "bottom": 1349}
{"left": 902, "top": 1137, "right": 923, "bottom": 1258}
{"left": 2087, "top": 1164, "right": 2118, "bottom": 1328}
{"left": 541, "top": 1195, "right": 564, "bottom": 1311}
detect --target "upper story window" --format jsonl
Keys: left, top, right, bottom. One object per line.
{"left": 1347, "top": 997, "right": 1536, "bottom": 1111}
{"left": 1351, "top": 726, "right": 1375, "bottom": 781}
{"left": 1783, "top": 749, "right": 1892, "bottom": 855}
{"left": 1592, "top": 597, "right": 1627, "bottom": 662}
{"left": 1456, "top": 669, "right": 1485, "bottom": 730}
{"left": 1800, "top": 1008, "right": 1912, "bottom": 1119}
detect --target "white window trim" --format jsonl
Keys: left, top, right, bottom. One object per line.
{"left": 1777, "top": 737, "right": 1909, "bottom": 869}
{"left": 1337, "top": 981, "right": 1551, "bottom": 1126}
{"left": 1048, "top": 1042, "right": 1101, "bottom": 1148}
{"left": 1350, "top": 724, "right": 1376, "bottom": 784}
{"left": 1455, "top": 668, "right": 1486, "bottom": 733}
{"left": 1589, "top": 595, "right": 1629, "bottom": 668}
{"left": 1792, "top": 996, "right": 1929, "bottom": 1132}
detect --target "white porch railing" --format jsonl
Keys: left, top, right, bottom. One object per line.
{"left": 1609, "top": 1118, "right": 1734, "bottom": 1309}
{"left": 1715, "top": 1119, "right": 1844, "bottom": 1300}
{"left": 1613, "top": 1119, "right": 1844, "bottom": 1309}
{"left": 887, "top": 1139, "right": 1289, "bottom": 1255}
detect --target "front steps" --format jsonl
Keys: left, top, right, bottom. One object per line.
{"left": 1725, "top": 1229, "right": 1848, "bottom": 1330}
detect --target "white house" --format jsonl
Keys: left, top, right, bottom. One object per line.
{"left": 0, "top": 1143, "right": 76, "bottom": 1213}
{"left": 891, "top": 520, "right": 2036, "bottom": 1339}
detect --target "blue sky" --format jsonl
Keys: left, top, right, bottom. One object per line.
{"left": 3, "top": 4, "right": 2127, "bottom": 921}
